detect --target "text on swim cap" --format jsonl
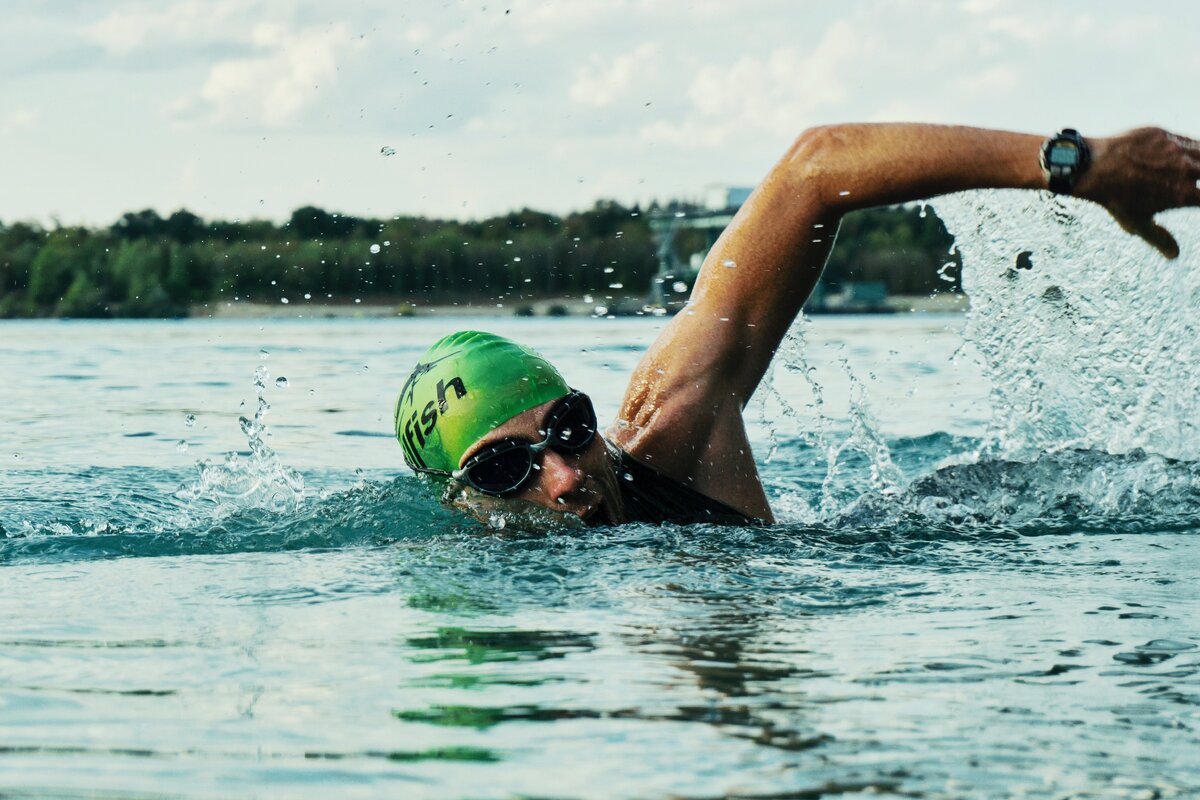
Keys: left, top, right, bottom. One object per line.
{"left": 401, "top": 376, "right": 468, "bottom": 468}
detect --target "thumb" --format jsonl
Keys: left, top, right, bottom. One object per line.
{"left": 1113, "top": 212, "right": 1180, "bottom": 260}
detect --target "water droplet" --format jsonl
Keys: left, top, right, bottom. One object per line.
{"left": 622, "top": 472, "right": 633, "bottom": 481}
{"left": 176, "top": 440, "right": 189, "bottom": 453}
{"left": 722, "top": 259, "right": 736, "bottom": 268}
{"left": 280, "top": 297, "right": 289, "bottom": 304}
{"left": 608, "top": 282, "right": 624, "bottom": 289}
{"left": 582, "top": 294, "right": 594, "bottom": 303}
{"left": 275, "top": 377, "right": 289, "bottom": 388}
{"left": 603, "top": 267, "right": 614, "bottom": 274}
{"left": 184, "top": 414, "right": 197, "bottom": 427}
{"left": 594, "top": 306, "right": 608, "bottom": 316}
{"left": 672, "top": 281, "right": 688, "bottom": 293}
{"left": 380, "top": 146, "right": 396, "bottom": 156}
{"left": 259, "top": 349, "right": 270, "bottom": 360}
{"left": 303, "top": 293, "right": 312, "bottom": 300}
{"left": 369, "top": 243, "right": 381, "bottom": 254}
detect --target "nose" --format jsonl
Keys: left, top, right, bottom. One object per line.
{"left": 536, "top": 448, "right": 586, "bottom": 503}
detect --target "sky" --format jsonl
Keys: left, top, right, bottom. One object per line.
{"left": 2, "top": 0, "right": 1199, "bottom": 227}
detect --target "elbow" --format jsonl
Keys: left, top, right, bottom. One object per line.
{"left": 784, "top": 126, "right": 841, "bottom": 172}
{"left": 776, "top": 125, "right": 851, "bottom": 218}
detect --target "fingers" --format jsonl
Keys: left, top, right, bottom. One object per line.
{"left": 1113, "top": 209, "right": 1181, "bottom": 259}
{"left": 1170, "top": 131, "right": 1200, "bottom": 153}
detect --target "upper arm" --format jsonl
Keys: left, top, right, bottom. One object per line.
{"left": 605, "top": 130, "right": 841, "bottom": 513}
{"left": 630, "top": 129, "right": 843, "bottom": 413}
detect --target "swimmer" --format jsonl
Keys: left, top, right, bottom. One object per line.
{"left": 395, "top": 124, "right": 1200, "bottom": 527}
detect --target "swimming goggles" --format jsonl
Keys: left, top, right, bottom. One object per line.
{"left": 418, "top": 390, "right": 598, "bottom": 496}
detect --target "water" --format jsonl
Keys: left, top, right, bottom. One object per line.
{"left": 2, "top": 193, "right": 1199, "bottom": 798}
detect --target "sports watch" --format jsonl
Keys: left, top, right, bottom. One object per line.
{"left": 1040, "top": 128, "right": 1091, "bottom": 195}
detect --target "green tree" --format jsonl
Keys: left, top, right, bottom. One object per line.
{"left": 57, "top": 271, "right": 108, "bottom": 317}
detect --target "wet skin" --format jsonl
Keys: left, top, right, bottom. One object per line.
{"left": 453, "top": 396, "right": 626, "bottom": 527}
{"left": 449, "top": 125, "right": 1200, "bottom": 526}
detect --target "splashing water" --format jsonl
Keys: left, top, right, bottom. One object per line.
{"left": 934, "top": 191, "right": 1200, "bottom": 460}
{"left": 755, "top": 191, "right": 1200, "bottom": 530}
{"left": 174, "top": 364, "right": 305, "bottom": 520}
{"left": 756, "top": 317, "right": 902, "bottom": 522}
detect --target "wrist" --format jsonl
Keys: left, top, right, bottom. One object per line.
{"left": 1071, "top": 136, "right": 1110, "bottom": 203}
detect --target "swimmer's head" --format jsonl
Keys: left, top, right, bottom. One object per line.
{"left": 394, "top": 330, "right": 571, "bottom": 474}
{"left": 395, "top": 330, "right": 624, "bottom": 528}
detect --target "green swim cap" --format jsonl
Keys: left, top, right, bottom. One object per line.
{"left": 395, "top": 331, "right": 570, "bottom": 474}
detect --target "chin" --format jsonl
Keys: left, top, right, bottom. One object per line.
{"left": 581, "top": 482, "right": 625, "bottom": 527}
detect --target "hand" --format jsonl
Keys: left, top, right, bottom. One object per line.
{"left": 1079, "top": 127, "right": 1200, "bottom": 259}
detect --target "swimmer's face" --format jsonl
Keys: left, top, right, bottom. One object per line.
{"left": 447, "top": 395, "right": 625, "bottom": 529}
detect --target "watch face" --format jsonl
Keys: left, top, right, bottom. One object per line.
{"left": 1049, "top": 143, "right": 1079, "bottom": 166}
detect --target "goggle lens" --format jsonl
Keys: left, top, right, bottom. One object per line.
{"left": 542, "top": 393, "right": 596, "bottom": 452}
{"left": 461, "top": 391, "right": 597, "bottom": 495}
{"left": 465, "top": 443, "right": 534, "bottom": 494}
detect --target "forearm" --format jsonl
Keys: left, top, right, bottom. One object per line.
{"left": 784, "top": 123, "right": 1047, "bottom": 214}
{"left": 669, "top": 121, "right": 1196, "bottom": 407}
{"left": 679, "top": 124, "right": 1053, "bottom": 399}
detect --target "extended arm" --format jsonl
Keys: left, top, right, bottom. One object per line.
{"left": 610, "top": 123, "right": 1200, "bottom": 519}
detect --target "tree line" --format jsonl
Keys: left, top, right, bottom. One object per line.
{"left": 0, "top": 201, "right": 959, "bottom": 318}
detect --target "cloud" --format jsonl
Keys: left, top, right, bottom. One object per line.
{"left": 640, "top": 18, "right": 867, "bottom": 147}
{"left": 570, "top": 43, "right": 659, "bottom": 108}
{"left": 5, "top": 0, "right": 1200, "bottom": 226}
{"left": 1, "top": 108, "right": 40, "bottom": 132}
{"left": 88, "top": 1, "right": 361, "bottom": 128}
{"left": 172, "top": 23, "right": 357, "bottom": 127}
{"left": 953, "top": 64, "right": 1019, "bottom": 96}
{"left": 88, "top": 0, "right": 250, "bottom": 53}
{"left": 960, "top": 0, "right": 1008, "bottom": 15}
{"left": 507, "top": 0, "right": 635, "bottom": 44}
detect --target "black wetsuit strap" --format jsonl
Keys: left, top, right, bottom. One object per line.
{"left": 613, "top": 446, "right": 760, "bottom": 526}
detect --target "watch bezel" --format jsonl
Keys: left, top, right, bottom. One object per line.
{"left": 1040, "top": 128, "right": 1091, "bottom": 195}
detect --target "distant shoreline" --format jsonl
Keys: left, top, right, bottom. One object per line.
{"left": 188, "top": 292, "right": 968, "bottom": 320}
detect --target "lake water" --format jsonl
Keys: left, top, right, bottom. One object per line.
{"left": 3, "top": 193, "right": 1200, "bottom": 798}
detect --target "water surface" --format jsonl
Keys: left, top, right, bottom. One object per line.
{"left": 2, "top": 192, "right": 1199, "bottom": 798}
